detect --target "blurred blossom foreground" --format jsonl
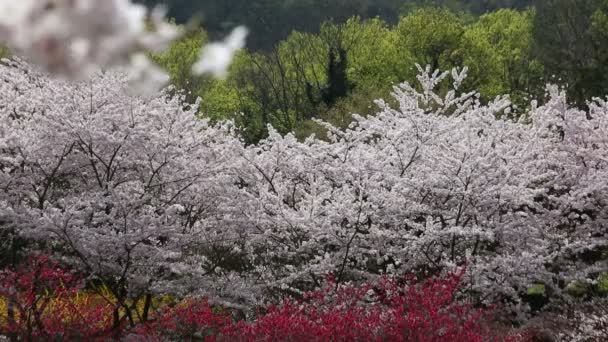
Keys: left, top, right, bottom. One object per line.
{"left": 0, "top": 0, "right": 247, "bottom": 93}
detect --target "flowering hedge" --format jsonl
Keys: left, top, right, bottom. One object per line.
{"left": 220, "top": 271, "right": 494, "bottom": 342}
{"left": 0, "top": 257, "right": 511, "bottom": 341}
{"left": 0, "top": 256, "right": 113, "bottom": 341}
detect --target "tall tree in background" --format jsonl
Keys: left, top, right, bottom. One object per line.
{"left": 396, "top": 8, "right": 465, "bottom": 76}
{"left": 320, "top": 23, "right": 353, "bottom": 107}
{"left": 321, "top": 47, "right": 349, "bottom": 108}
{"left": 533, "top": 0, "right": 608, "bottom": 107}
{"left": 461, "top": 9, "right": 543, "bottom": 108}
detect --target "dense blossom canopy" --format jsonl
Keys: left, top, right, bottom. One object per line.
{"left": 1, "top": 60, "right": 607, "bottom": 321}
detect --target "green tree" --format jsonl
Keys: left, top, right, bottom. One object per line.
{"left": 342, "top": 17, "right": 409, "bottom": 89}
{"left": 141, "top": 2, "right": 555, "bottom": 143}
{"left": 231, "top": 35, "right": 326, "bottom": 137}
{"left": 200, "top": 52, "right": 265, "bottom": 140}
{"left": 461, "top": 9, "right": 542, "bottom": 108}
{"left": 396, "top": 8, "right": 466, "bottom": 76}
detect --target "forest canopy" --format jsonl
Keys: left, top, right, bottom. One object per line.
{"left": 137, "top": 0, "right": 535, "bottom": 50}
{"left": 134, "top": 0, "right": 608, "bottom": 143}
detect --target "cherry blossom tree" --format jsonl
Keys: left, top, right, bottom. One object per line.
{"left": 0, "top": 58, "right": 247, "bottom": 328}
{"left": 229, "top": 66, "right": 550, "bottom": 311}
{"left": 227, "top": 65, "right": 607, "bottom": 319}
{"left": 529, "top": 87, "right": 608, "bottom": 288}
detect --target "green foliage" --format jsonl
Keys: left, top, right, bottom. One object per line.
{"left": 148, "top": 26, "right": 251, "bottom": 126}
{"left": 151, "top": 6, "right": 546, "bottom": 143}
{"left": 343, "top": 17, "right": 410, "bottom": 89}
{"left": 294, "top": 86, "right": 397, "bottom": 140}
{"left": 527, "top": 283, "right": 546, "bottom": 296}
{"left": 143, "top": 1, "right": 608, "bottom": 143}
{"left": 198, "top": 80, "right": 242, "bottom": 121}
{"left": 137, "top": 0, "right": 534, "bottom": 50}
{"left": 396, "top": 8, "right": 465, "bottom": 74}
{"left": 598, "top": 273, "right": 608, "bottom": 295}
{"left": 150, "top": 28, "right": 212, "bottom": 104}
{"left": 566, "top": 280, "right": 592, "bottom": 298}
{"left": 401, "top": 0, "right": 533, "bottom": 15}
{"left": 0, "top": 45, "right": 10, "bottom": 60}
{"left": 461, "top": 9, "right": 543, "bottom": 107}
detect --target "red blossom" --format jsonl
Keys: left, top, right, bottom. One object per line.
{"left": 223, "top": 269, "right": 497, "bottom": 342}
{"left": 0, "top": 256, "right": 113, "bottom": 341}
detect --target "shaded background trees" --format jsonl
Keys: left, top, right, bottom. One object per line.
{"left": 137, "top": 0, "right": 534, "bottom": 50}
{"left": 137, "top": 0, "right": 608, "bottom": 142}
{"left": 533, "top": 0, "right": 608, "bottom": 108}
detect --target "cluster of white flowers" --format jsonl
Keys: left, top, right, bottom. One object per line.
{"left": 0, "top": 58, "right": 247, "bottom": 308}
{"left": 558, "top": 307, "right": 608, "bottom": 342}
{"left": 0, "top": 59, "right": 607, "bottom": 329}
{"left": 0, "top": 0, "right": 247, "bottom": 94}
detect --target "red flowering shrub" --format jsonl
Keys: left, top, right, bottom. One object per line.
{"left": 224, "top": 289, "right": 387, "bottom": 341}
{"left": 133, "top": 299, "right": 230, "bottom": 341}
{"left": 0, "top": 256, "right": 113, "bottom": 341}
{"left": 224, "top": 269, "right": 495, "bottom": 342}
{"left": 1, "top": 260, "right": 514, "bottom": 341}
{"left": 135, "top": 269, "right": 505, "bottom": 341}
{"left": 381, "top": 272, "right": 488, "bottom": 341}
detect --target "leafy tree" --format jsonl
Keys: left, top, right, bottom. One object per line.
{"left": 228, "top": 21, "right": 364, "bottom": 140}
{"left": 396, "top": 8, "right": 466, "bottom": 77}
{"left": 461, "top": 9, "right": 543, "bottom": 109}
{"left": 342, "top": 17, "right": 408, "bottom": 90}
{"left": 197, "top": 79, "right": 244, "bottom": 121}
{"left": 137, "top": 0, "right": 535, "bottom": 51}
